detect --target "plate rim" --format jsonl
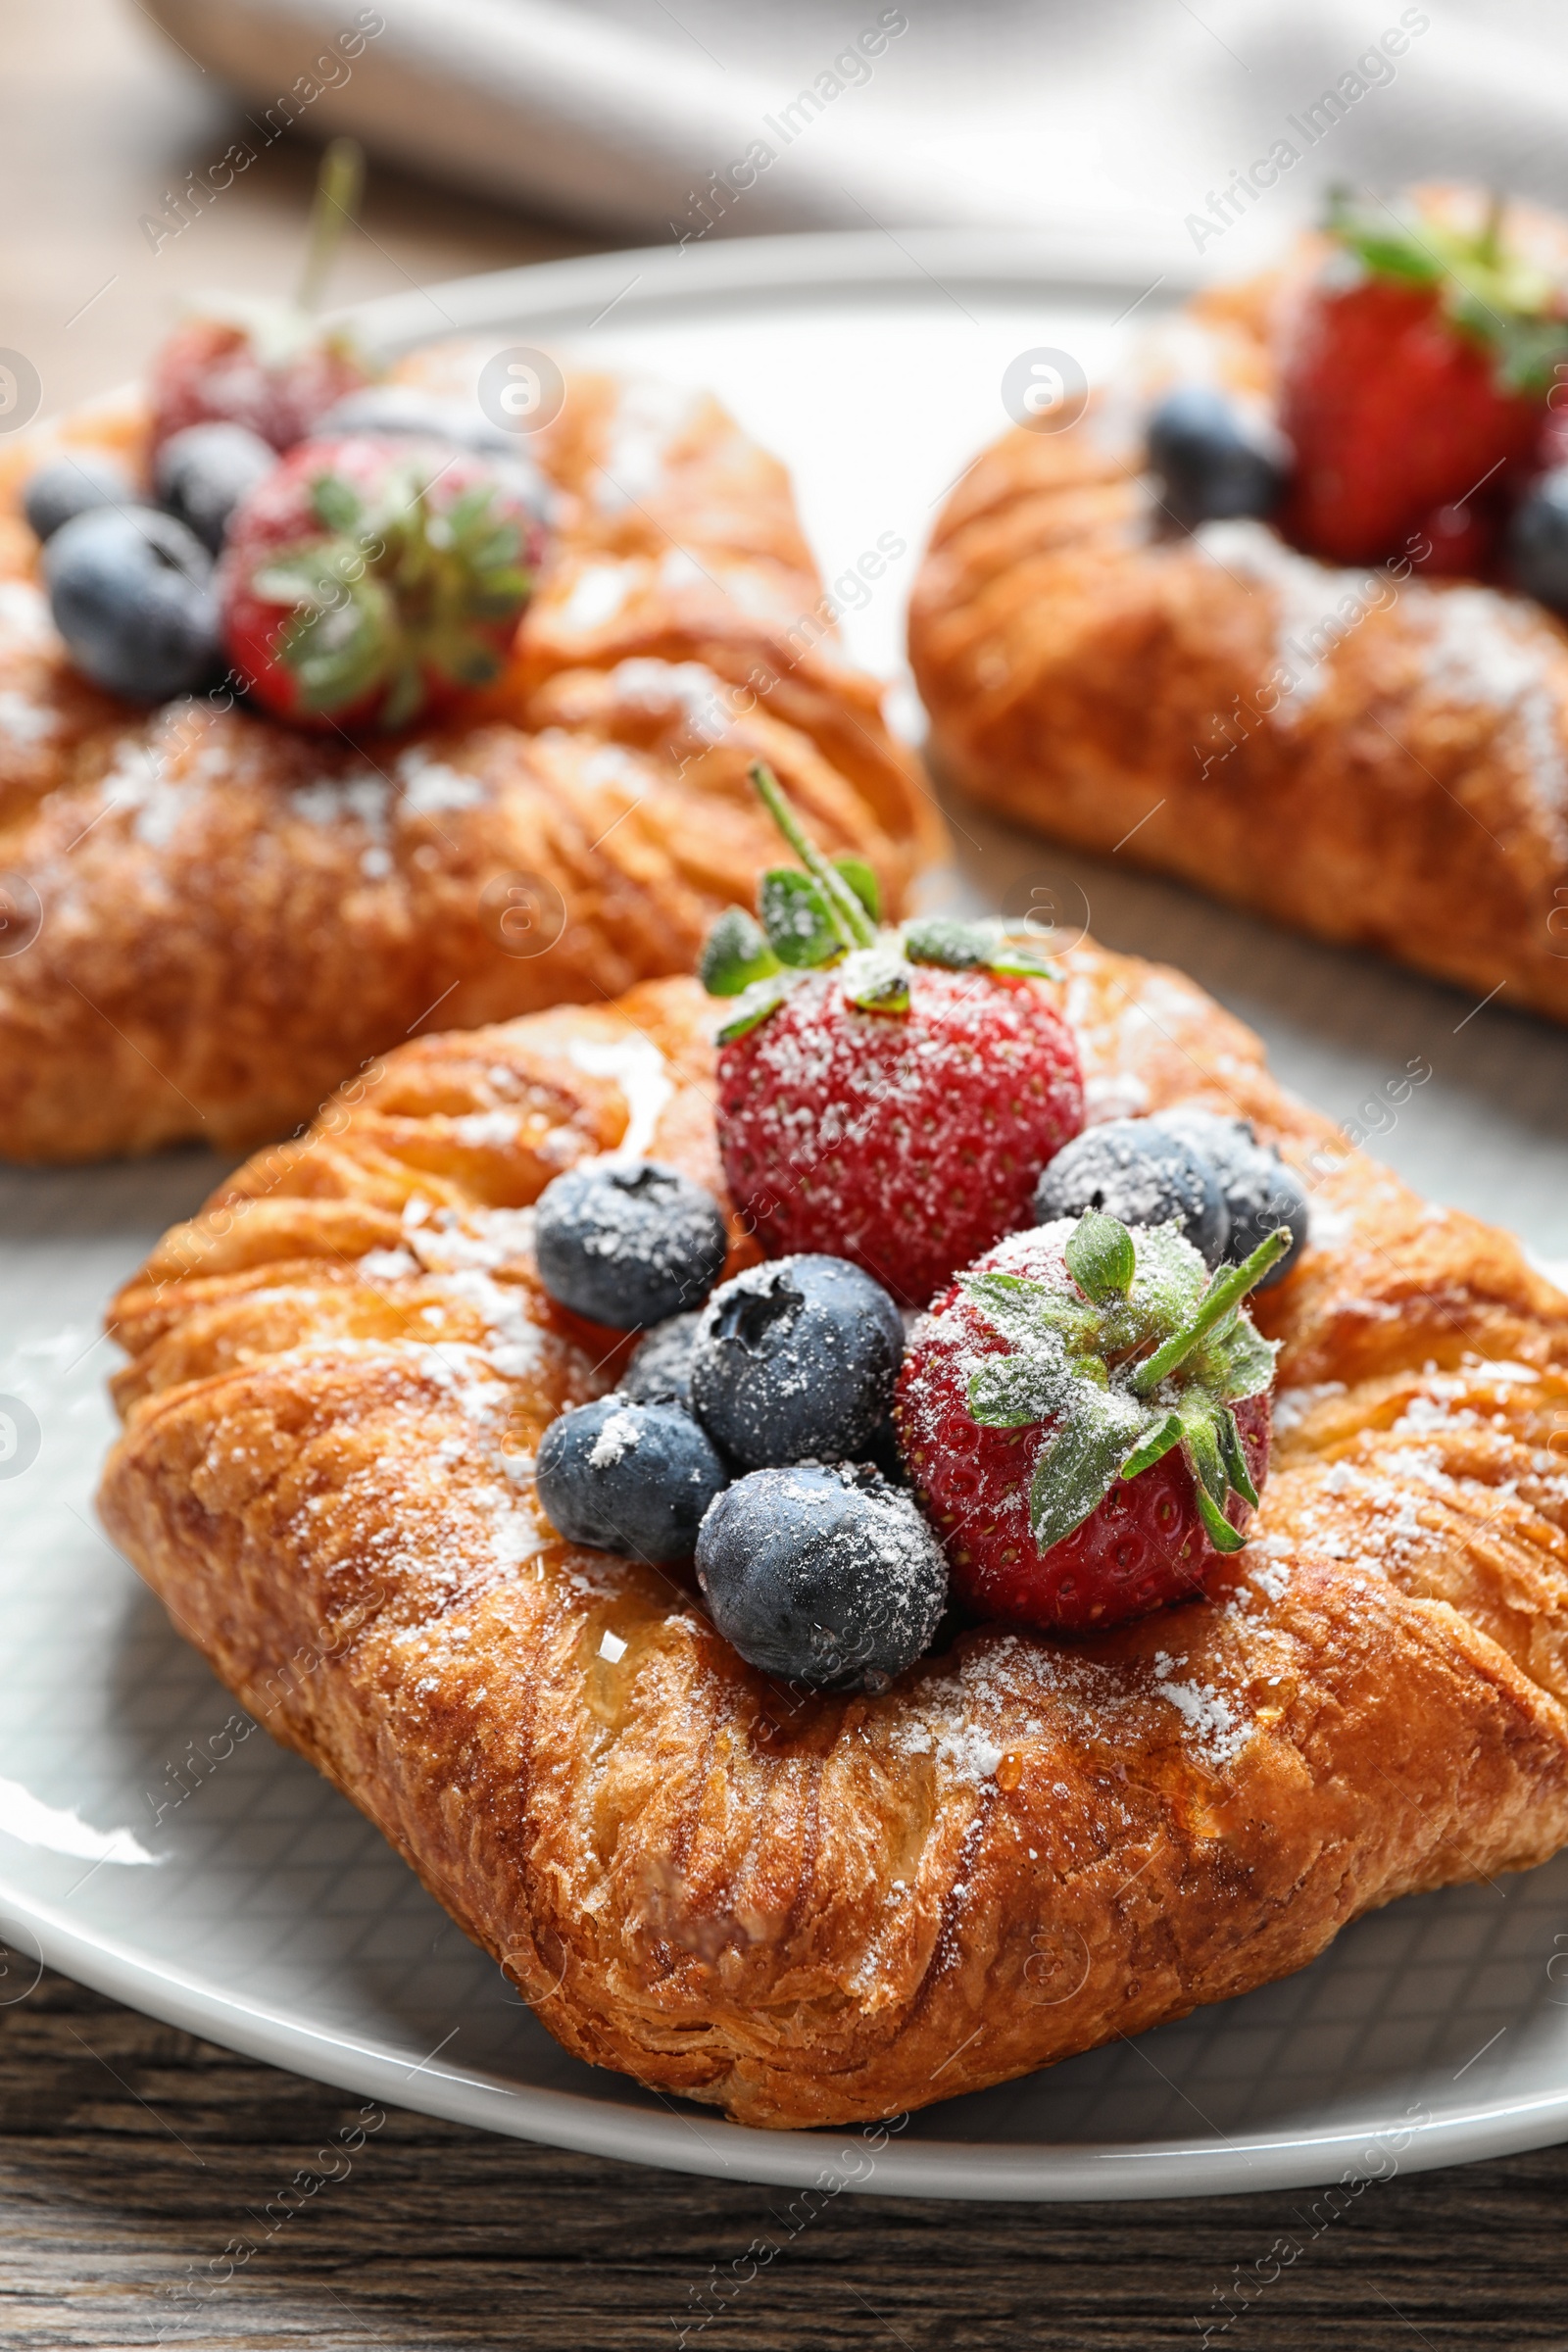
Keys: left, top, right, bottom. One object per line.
{"left": 7, "top": 222, "right": 1566, "bottom": 2200}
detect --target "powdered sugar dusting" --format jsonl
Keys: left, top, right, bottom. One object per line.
{"left": 1151, "top": 1651, "right": 1250, "bottom": 1767}
{"left": 566, "top": 1033, "right": 674, "bottom": 1162}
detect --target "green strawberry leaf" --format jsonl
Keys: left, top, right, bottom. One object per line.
{"left": 985, "top": 935, "right": 1061, "bottom": 980}
{"left": 759, "top": 868, "right": 843, "bottom": 967}
{"left": 1118, "top": 1408, "right": 1183, "bottom": 1481}
{"left": 1065, "top": 1209, "right": 1136, "bottom": 1304}
{"left": 1216, "top": 1404, "right": 1259, "bottom": 1508}
{"left": 966, "top": 1333, "right": 1077, "bottom": 1428}
{"left": 841, "top": 946, "right": 910, "bottom": 1014}
{"left": 715, "top": 971, "right": 790, "bottom": 1042}
{"left": 312, "top": 473, "right": 364, "bottom": 534}
{"left": 701, "top": 906, "right": 781, "bottom": 998}
{"left": 903, "top": 915, "right": 989, "bottom": 970}
{"left": 1027, "top": 1386, "right": 1147, "bottom": 1551}
{"left": 833, "top": 856, "right": 881, "bottom": 923}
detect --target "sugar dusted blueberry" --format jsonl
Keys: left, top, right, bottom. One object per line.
{"left": 154, "top": 421, "right": 276, "bottom": 555}
{"left": 689, "top": 1253, "right": 903, "bottom": 1469}
{"left": 1033, "top": 1118, "right": 1229, "bottom": 1267}
{"left": 44, "top": 506, "right": 219, "bottom": 702}
{"left": 24, "top": 452, "right": 134, "bottom": 544}
{"left": 1147, "top": 385, "right": 1289, "bottom": 527}
{"left": 695, "top": 1461, "right": 947, "bottom": 1691}
{"left": 534, "top": 1160, "right": 729, "bottom": 1331}
{"left": 1153, "top": 1106, "right": 1310, "bottom": 1287}
{"left": 536, "top": 1395, "right": 728, "bottom": 1562}
{"left": 621, "top": 1311, "right": 702, "bottom": 1409}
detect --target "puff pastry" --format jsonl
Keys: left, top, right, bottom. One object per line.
{"left": 908, "top": 256, "right": 1568, "bottom": 1026}
{"left": 98, "top": 949, "right": 1568, "bottom": 2130}
{"left": 0, "top": 346, "right": 940, "bottom": 1162}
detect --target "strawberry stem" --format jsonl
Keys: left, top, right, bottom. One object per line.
{"left": 296, "top": 137, "right": 365, "bottom": 315}
{"left": 1130, "top": 1227, "right": 1290, "bottom": 1396}
{"left": 751, "top": 762, "right": 877, "bottom": 951}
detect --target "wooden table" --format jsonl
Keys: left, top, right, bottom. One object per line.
{"left": 4, "top": 4, "right": 1568, "bottom": 2341}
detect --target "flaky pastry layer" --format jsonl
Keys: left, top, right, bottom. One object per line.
{"left": 0, "top": 346, "right": 940, "bottom": 1161}
{"left": 97, "top": 951, "right": 1568, "bottom": 2128}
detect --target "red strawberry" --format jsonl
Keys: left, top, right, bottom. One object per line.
{"left": 1279, "top": 193, "right": 1568, "bottom": 568}
{"left": 148, "top": 139, "right": 374, "bottom": 455}
{"left": 703, "top": 769, "right": 1084, "bottom": 1307}
{"left": 895, "top": 1211, "right": 1283, "bottom": 1633}
{"left": 220, "top": 435, "right": 547, "bottom": 732}
{"left": 151, "top": 312, "right": 373, "bottom": 456}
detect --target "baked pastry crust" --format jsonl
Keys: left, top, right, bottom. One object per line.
{"left": 0, "top": 348, "right": 940, "bottom": 1162}
{"left": 97, "top": 950, "right": 1568, "bottom": 2130}
{"left": 908, "top": 258, "right": 1568, "bottom": 1025}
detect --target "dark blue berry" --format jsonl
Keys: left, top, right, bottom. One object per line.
{"left": 1154, "top": 1107, "right": 1310, "bottom": 1288}
{"left": 154, "top": 421, "right": 275, "bottom": 555}
{"left": 689, "top": 1254, "right": 904, "bottom": 1468}
{"left": 24, "top": 452, "right": 135, "bottom": 543}
{"left": 1147, "top": 385, "right": 1289, "bottom": 527}
{"left": 1034, "top": 1118, "right": 1229, "bottom": 1266}
{"left": 695, "top": 1461, "right": 947, "bottom": 1691}
{"left": 315, "top": 387, "right": 560, "bottom": 524}
{"left": 534, "top": 1160, "right": 728, "bottom": 1330}
{"left": 621, "top": 1311, "right": 701, "bottom": 1408}
{"left": 1507, "top": 467, "right": 1568, "bottom": 614}
{"left": 536, "top": 1396, "right": 728, "bottom": 1561}
{"left": 43, "top": 507, "right": 219, "bottom": 702}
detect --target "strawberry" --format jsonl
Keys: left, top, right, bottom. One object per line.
{"left": 149, "top": 140, "right": 375, "bottom": 454}
{"left": 220, "top": 434, "right": 546, "bottom": 731}
{"left": 895, "top": 1209, "right": 1284, "bottom": 1632}
{"left": 151, "top": 312, "right": 373, "bottom": 456}
{"left": 704, "top": 767, "right": 1084, "bottom": 1307}
{"left": 1279, "top": 192, "right": 1568, "bottom": 569}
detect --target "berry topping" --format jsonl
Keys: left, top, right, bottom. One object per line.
{"left": 620, "top": 1310, "right": 702, "bottom": 1409}
{"left": 150, "top": 144, "right": 375, "bottom": 456}
{"left": 896, "top": 1211, "right": 1285, "bottom": 1632}
{"left": 689, "top": 1254, "right": 904, "bottom": 1469}
{"left": 534, "top": 1160, "right": 729, "bottom": 1332}
{"left": 695, "top": 1461, "right": 948, "bottom": 1692}
{"left": 43, "top": 507, "right": 219, "bottom": 703}
{"left": 1280, "top": 190, "right": 1568, "bottom": 568}
{"left": 706, "top": 765, "right": 1084, "bottom": 1305}
{"left": 317, "top": 385, "right": 528, "bottom": 464}
{"left": 1146, "top": 384, "right": 1289, "bottom": 527}
{"left": 23, "top": 452, "right": 134, "bottom": 544}
{"left": 219, "top": 433, "right": 546, "bottom": 731}
{"left": 1034, "top": 1117, "right": 1229, "bottom": 1268}
{"left": 1507, "top": 465, "right": 1568, "bottom": 613}
{"left": 1153, "top": 1107, "right": 1310, "bottom": 1288}
{"left": 536, "top": 1396, "right": 729, "bottom": 1563}
{"left": 153, "top": 421, "right": 276, "bottom": 556}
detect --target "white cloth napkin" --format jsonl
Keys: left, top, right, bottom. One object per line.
{"left": 144, "top": 0, "right": 1568, "bottom": 270}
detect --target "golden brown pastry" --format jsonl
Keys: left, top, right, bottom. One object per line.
{"left": 97, "top": 948, "right": 1568, "bottom": 2130}
{"left": 908, "top": 236, "right": 1568, "bottom": 1026}
{"left": 0, "top": 347, "right": 940, "bottom": 1162}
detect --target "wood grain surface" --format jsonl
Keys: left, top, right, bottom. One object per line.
{"left": 4, "top": 4, "right": 1568, "bottom": 2343}
{"left": 0, "top": 1966, "right": 1566, "bottom": 2351}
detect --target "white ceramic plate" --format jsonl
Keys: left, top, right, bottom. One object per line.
{"left": 5, "top": 229, "right": 1568, "bottom": 2202}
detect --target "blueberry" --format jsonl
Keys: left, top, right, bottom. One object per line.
{"left": 24, "top": 452, "right": 136, "bottom": 544}
{"left": 689, "top": 1254, "right": 904, "bottom": 1469}
{"left": 43, "top": 507, "right": 219, "bottom": 702}
{"left": 1147, "top": 385, "right": 1289, "bottom": 527}
{"left": 695, "top": 1462, "right": 947, "bottom": 1691}
{"left": 1153, "top": 1107, "right": 1310, "bottom": 1288}
{"left": 317, "top": 384, "right": 520, "bottom": 454}
{"left": 1507, "top": 467, "right": 1568, "bottom": 614}
{"left": 1034, "top": 1118, "right": 1229, "bottom": 1267}
{"left": 154, "top": 421, "right": 275, "bottom": 555}
{"left": 621, "top": 1310, "right": 701, "bottom": 1409}
{"left": 533, "top": 1160, "right": 728, "bottom": 1330}
{"left": 536, "top": 1395, "right": 729, "bottom": 1562}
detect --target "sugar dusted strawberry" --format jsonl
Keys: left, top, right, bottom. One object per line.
{"left": 1280, "top": 192, "right": 1568, "bottom": 570}
{"left": 895, "top": 1210, "right": 1284, "bottom": 1633}
{"left": 149, "top": 140, "right": 376, "bottom": 455}
{"left": 704, "top": 768, "right": 1084, "bottom": 1307}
